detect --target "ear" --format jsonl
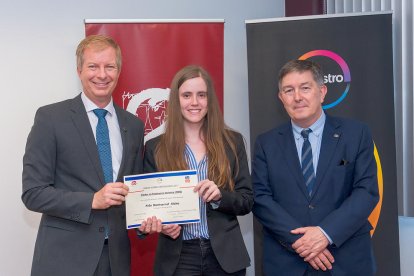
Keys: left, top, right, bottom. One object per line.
{"left": 278, "top": 91, "right": 283, "bottom": 102}
{"left": 319, "top": 85, "right": 327, "bottom": 103}
{"left": 77, "top": 67, "right": 82, "bottom": 77}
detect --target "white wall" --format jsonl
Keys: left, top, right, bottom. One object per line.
{"left": 0, "top": 1, "right": 284, "bottom": 275}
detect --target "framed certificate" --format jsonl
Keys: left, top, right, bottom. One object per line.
{"left": 124, "top": 170, "right": 200, "bottom": 229}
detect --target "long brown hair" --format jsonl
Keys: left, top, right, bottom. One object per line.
{"left": 155, "top": 65, "right": 238, "bottom": 191}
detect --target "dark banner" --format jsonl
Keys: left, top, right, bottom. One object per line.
{"left": 246, "top": 12, "right": 399, "bottom": 276}
{"left": 85, "top": 20, "right": 224, "bottom": 276}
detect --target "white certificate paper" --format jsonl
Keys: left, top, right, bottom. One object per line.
{"left": 124, "top": 170, "right": 200, "bottom": 229}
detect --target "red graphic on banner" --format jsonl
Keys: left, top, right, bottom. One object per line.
{"left": 85, "top": 22, "right": 224, "bottom": 276}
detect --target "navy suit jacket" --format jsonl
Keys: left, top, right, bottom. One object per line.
{"left": 252, "top": 115, "right": 378, "bottom": 276}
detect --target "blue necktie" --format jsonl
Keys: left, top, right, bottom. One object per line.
{"left": 301, "top": 129, "right": 315, "bottom": 196}
{"left": 93, "top": 109, "right": 113, "bottom": 184}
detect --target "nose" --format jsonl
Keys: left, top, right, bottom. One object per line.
{"left": 97, "top": 66, "right": 107, "bottom": 79}
{"left": 293, "top": 89, "right": 302, "bottom": 101}
{"left": 191, "top": 95, "right": 198, "bottom": 105}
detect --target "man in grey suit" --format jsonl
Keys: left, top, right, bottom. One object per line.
{"left": 22, "top": 35, "right": 155, "bottom": 276}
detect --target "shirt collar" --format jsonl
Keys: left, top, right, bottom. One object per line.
{"left": 292, "top": 112, "right": 326, "bottom": 140}
{"left": 81, "top": 92, "right": 115, "bottom": 116}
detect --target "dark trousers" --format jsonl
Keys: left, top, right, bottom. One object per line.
{"left": 304, "top": 267, "right": 331, "bottom": 275}
{"left": 174, "top": 238, "right": 246, "bottom": 276}
{"left": 94, "top": 242, "right": 112, "bottom": 276}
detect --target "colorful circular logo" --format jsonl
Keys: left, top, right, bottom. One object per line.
{"left": 300, "top": 50, "right": 382, "bottom": 236}
{"left": 299, "top": 50, "right": 351, "bottom": 110}
{"left": 369, "top": 144, "right": 384, "bottom": 236}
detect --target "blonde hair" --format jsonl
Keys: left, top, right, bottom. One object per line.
{"left": 76, "top": 34, "right": 122, "bottom": 70}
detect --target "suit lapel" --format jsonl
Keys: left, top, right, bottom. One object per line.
{"left": 312, "top": 116, "right": 341, "bottom": 199}
{"left": 114, "top": 105, "right": 128, "bottom": 182}
{"left": 277, "top": 124, "right": 310, "bottom": 199}
{"left": 70, "top": 95, "right": 106, "bottom": 187}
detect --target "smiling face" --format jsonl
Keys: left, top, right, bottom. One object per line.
{"left": 77, "top": 46, "right": 120, "bottom": 107}
{"left": 178, "top": 76, "right": 208, "bottom": 128}
{"left": 278, "top": 70, "right": 327, "bottom": 128}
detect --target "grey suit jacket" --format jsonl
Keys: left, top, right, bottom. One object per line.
{"left": 22, "top": 94, "right": 144, "bottom": 276}
{"left": 144, "top": 131, "right": 253, "bottom": 275}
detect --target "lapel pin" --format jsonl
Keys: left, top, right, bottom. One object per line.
{"left": 333, "top": 133, "right": 340, "bottom": 138}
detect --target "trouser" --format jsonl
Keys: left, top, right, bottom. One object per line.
{"left": 174, "top": 238, "right": 246, "bottom": 276}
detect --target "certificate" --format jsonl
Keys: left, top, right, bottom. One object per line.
{"left": 124, "top": 170, "right": 200, "bottom": 229}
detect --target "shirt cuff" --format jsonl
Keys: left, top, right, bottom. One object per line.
{"left": 136, "top": 228, "right": 148, "bottom": 239}
{"left": 210, "top": 200, "right": 221, "bottom": 209}
{"left": 318, "top": 226, "right": 333, "bottom": 245}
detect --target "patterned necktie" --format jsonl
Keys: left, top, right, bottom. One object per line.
{"left": 93, "top": 109, "right": 113, "bottom": 184}
{"left": 301, "top": 128, "right": 315, "bottom": 196}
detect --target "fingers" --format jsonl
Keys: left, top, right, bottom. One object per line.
{"left": 139, "top": 216, "right": 162, "bottom": 234}
{"left": 316, "top": 253, "right": 332, "bottom": 270}
{"left": 312, "top": 256, "right": 327, "bottom": 271}
{"left": 92, "top": 182, "right": 129, "bottom": 209}
{"left": 291, "top": 227, "right": 307, "bottom": 235}
{"left": 292, "top": 227, "right": 329, "bottom": 260}
{"left": 161, "top": 224, "right": 181, "bottom": 239}
{"left": 194, "top": 179, "right": 221, "bottom": 202}
{"left": 103, "top": 183, "right": 129, "bottom": 203}
{"left": 307, "top": 249, "right": 334, "bottom": 272}
{"left": 303, "top": 251, "right": 318, "bottom": 262}
{"left": 319, "top": 249, "right": 335, "bottom": 268}
{"left": 291, "top": 239, "right": 301, "bottom": 250}
{"left": 308, "top": 259, "right": 319, "bottom": 270}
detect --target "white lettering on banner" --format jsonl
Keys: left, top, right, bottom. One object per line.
{"left": 324, "top": 74, "right": 344, "bottom": 83}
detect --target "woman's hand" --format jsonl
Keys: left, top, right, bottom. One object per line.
{"left": 138, "top": 216, "right": 162, "bottom": 234}
{"left": 194, "top": 179, "right": 222, "bottom": 202}
{"left": 161, "top": 224, "right": 181, "bottom": 239}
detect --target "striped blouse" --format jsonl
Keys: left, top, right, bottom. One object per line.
{"left": 182, "top": 144, "right": 210, "bottom": 240}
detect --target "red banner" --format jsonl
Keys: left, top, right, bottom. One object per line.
{"left": 85, "top": 21, "right": 224, "bottom": 276}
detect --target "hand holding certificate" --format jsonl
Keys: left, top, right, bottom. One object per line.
{"left": 124, "top": 170, "right": 200, "bottom": 229}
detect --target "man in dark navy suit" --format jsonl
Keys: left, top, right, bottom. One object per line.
{"left": 252, "top": 60, "right": 378, "bottom": 275}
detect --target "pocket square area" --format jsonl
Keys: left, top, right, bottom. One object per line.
{"left": 339, "top": 159, "right": 349, "bottom": 166}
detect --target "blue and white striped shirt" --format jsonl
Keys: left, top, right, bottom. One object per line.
{"left": 182, "top": 144, "right": 210, "bottom": 240}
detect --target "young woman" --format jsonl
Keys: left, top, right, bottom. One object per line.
{"left": 143, "top": 65, "right": 253, "bottom": 276}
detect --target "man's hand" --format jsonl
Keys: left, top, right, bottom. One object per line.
{"left": 291, "top": 226, "right": 329, "bottom": 261}
{"left": 138, "top": 216, "right": 162, "bottom": 234}
{"left": 92, "top": 182, "right": 129, "bottom": 209}
{"left": 308, "top": 248, "right": 335, "bottom": 271}
{"left": 161, "top": 224, "right": 181, "bottom": 239}
{"left": 194, "top": 179, "right": 221, "bottom": 202}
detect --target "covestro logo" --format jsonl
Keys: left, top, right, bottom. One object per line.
{"left": 299, "top": 50, "right": 351, "bottom": 110}
{"left": 300, "top": 49, "right": 382, "bottom": 236}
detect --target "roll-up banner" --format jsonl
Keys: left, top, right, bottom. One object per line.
{"left": 246, "top": 12, "right": 399, "bottom": 276}
{"left": 85, "top": 19, "right": 224, "bottom": 276}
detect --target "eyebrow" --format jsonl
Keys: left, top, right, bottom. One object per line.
{"left": 180, "top": 91, "right": 207, "bottom": 94}
{"left": 282, "top": 81, "right": 312, "bottom": 89}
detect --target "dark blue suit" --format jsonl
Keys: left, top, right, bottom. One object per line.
{"left": 252, "top": 115, "right": 378, "bottom": 276}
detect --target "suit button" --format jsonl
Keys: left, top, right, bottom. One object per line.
{"left": 308, "top": 204, "right": 315, "bottom": 209}
{"left": 99, "top": 227, "right": 105, "bottom": 232}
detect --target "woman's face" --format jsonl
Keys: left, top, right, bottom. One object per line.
{"left": 179, "top": 76, "right": 208, "bottom": 127}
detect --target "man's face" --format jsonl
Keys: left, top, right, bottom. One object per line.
{"left": 278, "top": 70, "right": 327, "bottom": 128}
{"left": 77, "top": 46, "right": 120, "bottom": 107}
